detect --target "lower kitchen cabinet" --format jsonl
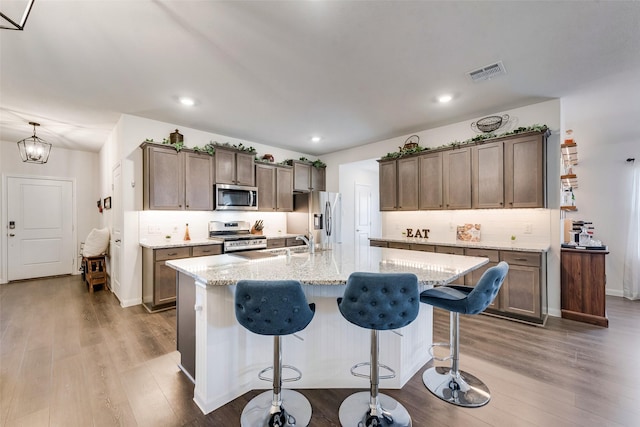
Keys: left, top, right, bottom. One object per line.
{"left": 560, "top": 248, "right": 609, "bottom": 327}
{"left": 142, "top": 244, "right": 222, "bottom": 312}
{"left": 368, "top": 240, "right": 547, "bottom": 324}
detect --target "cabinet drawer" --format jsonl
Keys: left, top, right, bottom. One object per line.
{"left": 369, "top": 240, "right": 388, "bottom": 248}
{"left": 465, "top": 248, "right": 500, "bottom": 262}
{"left": 267, "top": 238, "right": 286, "bottom": 249}
{"left": 286, "top": 237, "right": 305, "bottom": 247}
{"left": 500, "top": 251, "right": 541, "bottom": 267}
{"left": 410, "top": 244, "right": 435, "bottom": 252}
{"left": 192, "top": 245, "right": 222, "bottom": 257}
{"left": 436, "top": 246, "right": 465, "bottom": 255}
{"left": 389, "top": 242, "right": 411, "bottom": 250}
{"left": 155, "top": 247, "right": 191, "bottom": 261}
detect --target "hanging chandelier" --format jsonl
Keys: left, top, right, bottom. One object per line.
{"left": 0, "top": 0, "right": 35, "bottom": 30}
{"left": 17, "top": 122, "right": 52, "bottom": 164}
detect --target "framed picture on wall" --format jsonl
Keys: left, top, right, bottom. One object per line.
{"left": 103, "top": 196, "right": 111, "bottom": 210}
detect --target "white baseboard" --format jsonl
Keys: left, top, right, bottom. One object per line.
{"left": 119, "top": 297, "right": 142, "bottom": 308}
{"left": 606, "top": 289, "right": 623, "bottom": 297}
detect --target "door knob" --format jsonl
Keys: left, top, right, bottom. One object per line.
{"left": 9, "top": 233, "right": 15, "bottom": 237}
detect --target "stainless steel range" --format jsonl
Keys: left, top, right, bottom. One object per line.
{"left": 208, "top": 221, "right": 267, "bottom": 253}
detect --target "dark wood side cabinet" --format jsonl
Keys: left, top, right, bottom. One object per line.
{"left": 561, "top": 248, "right": 609, "bottom": 327}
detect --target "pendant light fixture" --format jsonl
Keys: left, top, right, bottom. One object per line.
{"left": 17, "top": 122, "right": 52, "bottom": 164}
{"left": 0, "top": 0, "right": 35, "bottom": 30}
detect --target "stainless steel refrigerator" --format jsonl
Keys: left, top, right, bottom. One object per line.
{"left": 287, "top": 191, "right": 342, "bottom": 249}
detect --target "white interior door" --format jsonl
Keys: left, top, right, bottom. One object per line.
{"left": 355, "top": 183, "right": 371, "bottom": 246}
{"left": 7, "top": 177, "right": 73, "bottom": 281}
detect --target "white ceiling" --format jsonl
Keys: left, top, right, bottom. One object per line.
{"left": 1, "top": 1, "right": 639, "bottom": 156}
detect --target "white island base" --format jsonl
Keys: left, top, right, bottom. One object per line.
{"left": 191, "top": 277, "right": 433, "bottom": 415}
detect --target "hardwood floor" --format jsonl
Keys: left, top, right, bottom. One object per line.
{"left": 1, "top": 275, "right": 639, "bottom": 426}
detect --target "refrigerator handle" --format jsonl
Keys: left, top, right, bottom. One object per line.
{"left": 325, "top": 201, "right": 332, "bottom": 236}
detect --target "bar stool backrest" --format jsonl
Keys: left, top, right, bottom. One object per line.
{"left": 465, "top": 261, "right": 509, "bottom": 314}
{"left": 338, "top": 272, "right": 420, "bottom": 330}
{"left": 235, "top": 280, "right": 315, "bottom": 336}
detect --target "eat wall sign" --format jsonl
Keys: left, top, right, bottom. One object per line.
{"left": 406, "top": 228, "right": 430, "bottom": 238}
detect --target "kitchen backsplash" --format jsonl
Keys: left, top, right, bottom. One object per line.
{"left": 381, "top": 209, "right": 551, "bottom": 245}
{"left": 138, "top": 210, "right": 289, "bottom": 242}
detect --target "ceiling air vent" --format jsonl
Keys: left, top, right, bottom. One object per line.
{"left": 468, "top": 61, "right": 507, "bottom": 82}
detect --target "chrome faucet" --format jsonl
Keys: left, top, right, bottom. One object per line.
{"left": 296, "top": 235, "right": 315, "bottom": 253}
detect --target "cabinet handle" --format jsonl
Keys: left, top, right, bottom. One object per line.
{"left": 168, "top": 252, "right": 178, "bottom": 256}
{"left": 513, "top": 258, "right": 528, "bottom": 261}
{"left": 201, "top": 250, "right": 211, "bottom": 253}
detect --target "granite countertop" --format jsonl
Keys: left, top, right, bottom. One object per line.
{"left": 139, "top": 238, "right": 223, "bottom": 249}
{"left": 165, "top": 244, "right": 489, "bottom": 287}
{"left": 370, "top": 237, "right": 550, "bottom": 253}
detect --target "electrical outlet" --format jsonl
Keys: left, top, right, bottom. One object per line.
{"left": 148, "top": 225, "right": 161, "bottom": 234}
{"left": 524, "top": 223, "right": 533, "bottom": 234}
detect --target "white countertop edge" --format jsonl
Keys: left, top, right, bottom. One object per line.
{"left": 370, "top": 237, "right": 549, "bottom": 253}
{"left": 139, "top": 239, "right": 223, "bottom": 249}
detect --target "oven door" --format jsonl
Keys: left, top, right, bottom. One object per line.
{"left": 214, "top": 184, "right": 258, "bottom": 211}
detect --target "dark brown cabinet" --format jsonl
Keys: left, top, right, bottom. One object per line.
{"left": 142, "top": 143, "right": 213, "bottom": 210}
{"left": 561, "top": 248, "right": 609, "bottom": 327}
{"left": 256, "top": 163, "right": 293, "bottom": 212}
{"left": 472, "top": 141, "right": 504, "bottom": 209}
{"left": 379, "top": 160, "right": 397, "bottom": 211}
{"left": 505, "top": 133, "right": 545, "bottom": 208}
{"left": 292, "top": 161, "right": 326, "bottom": 192}
{"left": 397, "top": 157, "right": 419, "bottom": 210}
{"left": 419, "top": 152, "right": 443, "bottom": 210}
{"left": 214, "top": 147, "right": 255, "bottom": 186}
{"left": 142, "top": 244, "right": 222, "bottom": 312}
{"left": 443, "top": 148, "right": 472, "bottom": 209}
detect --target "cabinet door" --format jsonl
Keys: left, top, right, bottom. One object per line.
{"left": 293, "top": 162, "right": 312, "bottom": 192}
{"left": 443, "top": 148, "right": 471, "bottom": 209}
{"left": 256, "top": 163, "right": 276, "bottom": 211}
{"left": 185, "top": 152, "right": 213, "bottom": 210}
{"left": 154, "top": 261, "right": 178, "bottom": 305}
{"left": 311, "top": 166, "right": 326, "bottom": 191}
{"left": 276, "top": 167, "right": 293, "bottom": 211}
{"left": 419, "top": 152, "right": 443, "bottom": 210}
{"left": 472, "top": 142, "right": 504, "bottom": 209}
{"left": 397, "top": 157, "right": 419, "bottom": 210}
{"left": 379, "top": 161, "right": 397, "bottom": 211}
{"left": 144, "top": 145, "right": 184, "bottom": 210}
{"left": 501, "top": 264, "right": 541, "bottom": 318}
{"left": 505, "top": 134, "right": 544, "bottom": 208}
{"left": 235, "top": 152, "right": 256, "bottom": 186}
{"left": 214, "top": 148, "right": 236, "bottom": 185}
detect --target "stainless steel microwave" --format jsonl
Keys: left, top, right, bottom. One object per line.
{"left": 214, "top": 184, "right": 258, "bottom": 211}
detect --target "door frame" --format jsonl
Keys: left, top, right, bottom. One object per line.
{"left": 1, "top": 173, "right": 78, "bottom": 284}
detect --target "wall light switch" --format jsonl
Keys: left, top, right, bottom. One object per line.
{"left": 524, "top": 223, "right": 533, "bottom": 234}
{"left": 148, "top": 225, "right": 161, "bottom": 234}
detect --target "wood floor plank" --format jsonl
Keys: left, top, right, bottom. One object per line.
{"left": 49, "top": 354, "right": 94, "bottom": 427}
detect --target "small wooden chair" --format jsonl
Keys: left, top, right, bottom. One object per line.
{"left": 82, "top": 255, "right": 107, "bottom": 293}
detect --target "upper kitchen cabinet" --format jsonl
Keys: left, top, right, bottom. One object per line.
{"left": 291, "top": 160, "right": 326, "bottom": 192}
{"left": 378, "top": 157, "right": 419, "bottom": 211}
{"left": 472, "top": 141, "right": 504, "bottom": 208}
{"left": 379, "top": 160, "right": 397, "bottom": 211}
{"left": 504, "top": 132, "right": 546, "bottom": 208}
{"left": 418, "top": 151, "right": 443, "bottom": 210}
{"left": 142, "top": 143, "right": 213, "bottom": 210}
{"left": 443, "top": 147, "right": 472, "bottom": 209}
{"left": 214, "top": 146, "right": 255, "bottom": 186}
{"left": 256, "top": 163, "right": 293, "bottom": 212}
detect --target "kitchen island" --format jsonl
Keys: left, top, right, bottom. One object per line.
{"left": 166, "top": 244, "right": 488, "bottom": 415}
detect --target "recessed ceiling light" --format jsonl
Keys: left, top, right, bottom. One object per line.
{"left": 311, "top": 136, "right": 321, "bottom": 143}
{"left": 438, "top": 94, "right": 453, "bottom": 103}
{"left": 179, "top": 97, "right": 195, "bottom": 107}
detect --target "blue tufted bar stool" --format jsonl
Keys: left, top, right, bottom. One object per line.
{"left": 420, "top": 261, "right": 509, "bottom": 408}
{"left": 235, "top": 280, "right": 316, "bottom": 427}
{"left": 337, "top": 272, "right": 420, "bottom": 427}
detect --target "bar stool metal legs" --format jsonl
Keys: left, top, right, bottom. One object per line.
{"left": 338, "top": 330, "right": 412, "bottom": 427}
{"left": 241, "top": 336, "right": 312, "bottom": 427}
{"left": 422, "top": 311, "right": 490, "bottom": 408}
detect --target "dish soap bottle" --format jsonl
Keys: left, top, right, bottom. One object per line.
{"left": 184, "top": 223, "right": 191, "bottom": 241}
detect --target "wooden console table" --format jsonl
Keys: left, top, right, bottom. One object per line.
{"left": 560, "top": 248, "right": 609, "bottom": 327}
